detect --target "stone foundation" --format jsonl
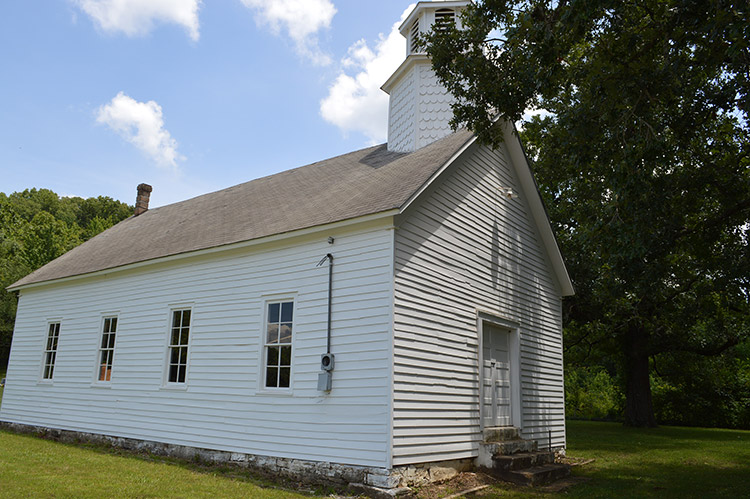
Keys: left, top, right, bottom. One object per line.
{"left": 392, "top": 458, "right": 475, "bottom": 487}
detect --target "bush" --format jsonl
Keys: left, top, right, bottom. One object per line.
{"left": 652, "top": 351, "right": 750, "bottom": 429}
{"left": 565, "top": 366, "right": 623, "bottom": 420}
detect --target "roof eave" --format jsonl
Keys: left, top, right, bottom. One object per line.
{"left": 381, "top": 54, "right": 431, "bottom": 94}
{"left": 6, "top": 209, "right": 400, "bottom": 292}
{"left": 399, "top": 133, "right": 478, "bottom": 212}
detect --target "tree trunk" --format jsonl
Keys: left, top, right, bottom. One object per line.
{"left": 623, "top": 325, "right": 657, "bottom": 427}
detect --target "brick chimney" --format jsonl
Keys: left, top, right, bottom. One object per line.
{"left": 134, "top": 183, "right": 152, "bottom": 216}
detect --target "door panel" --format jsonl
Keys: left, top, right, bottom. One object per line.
{"left": 482, "top": 324, "right": 512, "bottom": 427}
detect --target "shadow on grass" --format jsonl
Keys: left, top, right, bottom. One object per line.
{"left": 563, "top": 420, "right": 750, "bottom": 498}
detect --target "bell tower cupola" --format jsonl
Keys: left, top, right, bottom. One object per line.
{"left": 381, "top": 1, "right": 470, "bottom": 153}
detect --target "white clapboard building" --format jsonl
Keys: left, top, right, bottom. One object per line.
{"left": 1, "top": 1, "right": 573, "bottom": 489}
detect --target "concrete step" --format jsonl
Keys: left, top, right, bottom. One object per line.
{"left": 495, "top": 463, "right": 571, "bottom": 486}
{"left": 483, "top": 438, "right": 537, "bottom": 456}
{"left": 492, "top": 451, "right": 555, "bottom": 471}
{"left": 483, "top": 426, "right": 519, "bottom": 442}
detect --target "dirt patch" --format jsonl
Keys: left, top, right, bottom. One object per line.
{"left": 557, "top": 456, "right": 595, "bottom": 467}
{"left": 410, "top": 472, "right": 499, "bottom": 498}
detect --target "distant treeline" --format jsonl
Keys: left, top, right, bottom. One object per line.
{"left": 0, "top": 189, "right": 133, "bottom": 367}
{"left": 565, "top": 357, "right": 750, "bottom": 429}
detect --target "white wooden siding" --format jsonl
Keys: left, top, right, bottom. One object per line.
{"left": 392, "top": 143, "right": 565, "bottom": 465}
{"left": 0, "top": 220, "right": 394, "bottom": 468}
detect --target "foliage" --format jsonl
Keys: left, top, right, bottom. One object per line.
{"left": 424, "top": 0, "right": 750, "bottom": 426}
{"left": 651, "top": 341, "right": 750, "bottom": 429}
{"left": 0, "top": 189, "right": 132, "bottom": 368}
{"left": 565, "top": 366, "right": 623, "bottom": 421}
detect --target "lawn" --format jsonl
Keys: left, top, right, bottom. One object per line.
{"left": 0, "top": 430, "right": 318, "bottom": 498}
{"left": 477, "top": 420, "right": 750, "bottom": 498}
{"left": 0, "top": 414, "right": 748, "bottom": 498}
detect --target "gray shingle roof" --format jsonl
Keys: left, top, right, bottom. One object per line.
{"left": 10, "top": 130, "right": 474, "bottom": 289}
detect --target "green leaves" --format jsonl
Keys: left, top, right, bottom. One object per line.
{"left": 0, "top": 189, "right": 133, "bottom": 368}
{"left": 426, "top": 0, "right": 750, "bottom": 426}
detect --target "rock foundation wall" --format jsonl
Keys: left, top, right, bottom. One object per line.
{"left": 392, "top": 458, "right": 475, "bottom": 487}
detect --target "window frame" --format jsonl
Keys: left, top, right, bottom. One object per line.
{"left": 162, "top": 305, "right": 193, "bottom": 388}
{"left": 94, "top": 315, "right": 118, "bottom": 385}
{"left": 261, "top": 297, "right": 295, "bottom": 392}
{"left": 40, "top": 320, "right": 62, "bottom": 382}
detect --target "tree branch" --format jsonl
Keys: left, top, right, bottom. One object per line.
{"left": 670, "top": 337, "right": 740, "bottom": 356}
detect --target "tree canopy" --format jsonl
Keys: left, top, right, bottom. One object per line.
{"left": 424, "top": 0, "right": 750, "bottom": 426}
{"left": 0, "top": 189, "right": 133, "bottom": 368}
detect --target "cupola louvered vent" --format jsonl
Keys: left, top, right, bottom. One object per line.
{"left": 409, "top": 20, "right": 420, "bottom": 53}
{"left": 434, "top": 8, "right": 455, "bottom": 30}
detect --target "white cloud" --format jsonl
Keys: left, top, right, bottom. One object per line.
{"left": 319, "top": 5, "right": 413, "bottom": 144}
{"left": 97, "top": 92, "right": 183, "bottom": 170}
{"left": 240, "top": 0, "right": 336, "bottom": 65}
{"left": 74, "top": 0, "right": 201, "bottom": 41}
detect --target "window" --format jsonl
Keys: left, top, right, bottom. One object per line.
{"left": 42, "top": 322, "right": 61, "bottom": 380}
{"left": 167, "top": 309, "right": 191, "bottom": 383}
{"left": 264, "top": 301, "right": 293, "bottom": 388}
{"left": 97, "top": 316, "right": 117, "bottom": 382}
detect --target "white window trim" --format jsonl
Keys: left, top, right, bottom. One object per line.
{"left": 161, "top": 304, "right": 194, "bottom": 389}
{"left": 92, "top": 314, "right": 119, "bottom": 386}
{"left": 258, "top": 294, "right": 297, "bottom": 394}
{"left": 39, "top": 318, "right": 62, "bottom": 384}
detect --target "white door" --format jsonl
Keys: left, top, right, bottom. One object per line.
{"left": 482, "top": 324, "right": 512, "bottom": 427}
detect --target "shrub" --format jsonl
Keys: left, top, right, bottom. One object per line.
{"left": 565, "top": 366, "right": 623, "bottom": 420}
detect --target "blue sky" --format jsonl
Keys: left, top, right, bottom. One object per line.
{"left": 1, "top": 1, "right": 420, "bottom": 207}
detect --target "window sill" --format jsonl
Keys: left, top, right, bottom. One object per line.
{"left": 256, "top": 387, "right": 294, "bottom": 397}
{"left": 160, "top": 383, "right": 189, "bottom": 391}
{"left": 91, "top": 382, "right": 112, "bottom": 388}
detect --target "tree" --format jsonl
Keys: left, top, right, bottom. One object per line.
{"left": 424, "top": 0, "right": 750, "bottom": 426}
{"left": 0, "top": 190, "right": 133, "bottom": 369}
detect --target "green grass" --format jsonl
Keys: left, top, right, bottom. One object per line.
{"left": 0, "top": 430, "right": 320, "bottom": 498}
{"left": 482, "top": 420, "right": 750, "bottom": 498}
{"left": 1, "top": 416, "right": 748, "bottom": 498}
